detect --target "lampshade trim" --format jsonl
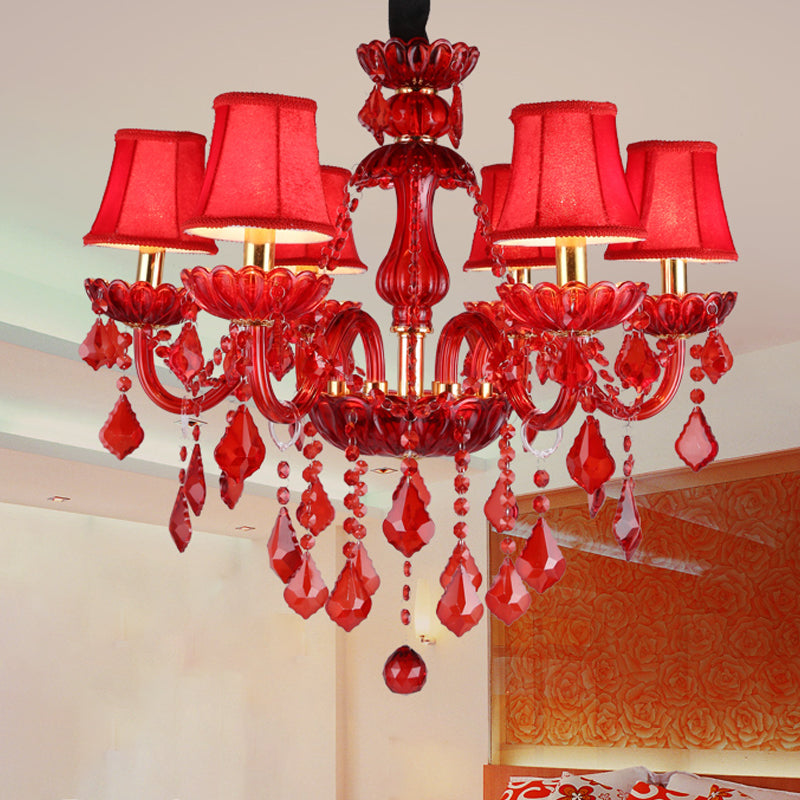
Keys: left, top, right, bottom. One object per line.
{"left": 628, "top": 140, "right": 718, "bottom": 154}
{"left": 493, "top": 226, "right": 646, "bottom": 246}
{"left": 114, "top": 129, "right": 207, "bottom": 145}
{"left": 82, "top": 232, "right": 218, "bottom": 254}
{"left": 509, "top": 100, "right": 618, "bottom": 122}
{"left": 212, "top": 92, "right": 318, "bottom": 113}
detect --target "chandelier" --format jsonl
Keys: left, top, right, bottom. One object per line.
{"left": 80, "top": 1, "right": 737, "bottom": 693}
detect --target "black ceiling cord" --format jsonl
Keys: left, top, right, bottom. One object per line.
{"left": 388, "top": 0, "right": 430, "bottom": 42}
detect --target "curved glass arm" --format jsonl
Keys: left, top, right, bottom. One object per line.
{"left": 434, "top": 311, "right": 505, "bottom": 383}
{"left": 590, "top": 338, "right": 686, "bottom": 421}
{"left": 324, "top": 307, "right": 386, "bottom": 383}
{"left": 133, "top": 328, "right": 236, "bottom": 415}
{"left": 505, "top": 377, "right": 580, "bottom": 432}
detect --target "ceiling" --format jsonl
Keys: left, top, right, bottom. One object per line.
{"left": 1, "top": 0, "right": 798, "bottom": 537}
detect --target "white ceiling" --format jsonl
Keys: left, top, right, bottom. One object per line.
{"left": 1, "top": 0, "right": 798, "bottom": 536}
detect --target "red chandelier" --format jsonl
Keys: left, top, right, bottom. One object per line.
{"left": 81, "top": 5, "right": 737, "bottom": 693}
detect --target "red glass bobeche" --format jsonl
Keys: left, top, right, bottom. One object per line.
{"left": 638, "top": 291, "right": 737, "bottom": 337}
{"left": 85, "top": 278, "right": 195, "bottom": 327}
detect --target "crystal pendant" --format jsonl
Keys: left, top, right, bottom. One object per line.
{"left": 483, "top": 475, "right": 519, "bottom": 532}
{"left": 485, "top": 556, "right": 532, "bottom": 625}
{"left": 436, "top": 565, "right": 484, "bottom": 637}
{"left": 516, "top": 518, "right": 566, "bottom": 594}
{"left": 439, "top": 540, "right": 482, "bottom": 590}
{"left": 675, "top": 406, "right": 719, "bottom": 471}
{"left": 214, "top": 404, "right": 266, "bottom": 483}
{"left": 383, "top": 645, "right": 427, "bottom": 694}
{"left": 166, "top": 322, "right": 204, "bottom": 387}
{"left": 184, "top": 443, "right": 206, "bottom": 516}
{"left": 265, "top": 324, "right": 294, "bottom": 380}
{"left": 169, "top": 487, "right": 192, "bottom": 552}
{"left": 700, "top": 329, "right": 733, "bottom": 384}
{"left": 219, "top": 470, "right": 244, "bottom": 509}
{"left": 296, "top": 477, "right": 336, "bottom": 536}
{"left": 352, "top": 542, "right": 380, "bottom": 596}
{"left": 79, "top": 318, "right": 116, "bottom": 370}
{"left": 284, "top": 552, "right": 329, "bottom": 619}
{"left": 326, "top": 561, "right": 372, "bottom": 631}
{"left": 267, "top": 507, "right": 303, "bottom": 583}
{"left": 99, "top": 394, "right": 145, "bottom": 460}
{"left": 615, "top": 332, "right": 660, "bottom": 394}
{"left": 566, "top": 416, "right": 615, "bottom": 494}
{"left": 613, "top": 478, "right": 642, "bottom": 560}
{"left": 588, "top": 486, "right": 606, "bottom": 518}
{"left": 382, "top": 472, "right": 435, "bottom": 557}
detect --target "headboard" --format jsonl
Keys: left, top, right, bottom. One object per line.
{"left": 483, "top": 764, "right": 800, "bottom": 799}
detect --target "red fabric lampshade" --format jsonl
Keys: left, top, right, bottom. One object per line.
{"left": 464, "top": 164, "right": 555, "bottom": 271}
{"left": 493, "top": 101, "right": 645, "bottom": 246}
{"left": 184, "top": 92, "right": 334, "bottom": 244}
{"left": 605, "top": 141, "right": 738, "bottom": 262}
{"left": 274, "top": 166, "right": 367, "bottom": 273}
{"left": 84, "top": 129, "right": 217, "bottom": 254}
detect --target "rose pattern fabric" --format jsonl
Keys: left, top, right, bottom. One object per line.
{"left": 494, "top": 468, "right": 800, "bottom": 751}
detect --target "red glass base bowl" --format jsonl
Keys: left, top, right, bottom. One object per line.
{"left": 85, "top": 278, "right": 195, "bottom": 327}
{"left": 639, "top": 291, "right": 737, "bottom": 337}
{"left": 310, "top": 392, "right": 511, "bottom": 457}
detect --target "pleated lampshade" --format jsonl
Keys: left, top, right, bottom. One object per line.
{"left": 493, "top": 101, "right": 646, "bottom": 246}
{"left": 605, "top": 141, "right": 737, "bottom": 262}
{"left": 274, "top": 166, "right": 367, "bottom": 273}
{"left": 464, "top": 164, "right": 555, "bottom": 271}
{"left": 84, "top": 129, "right": 217, "bottom": 254}
{"left": 184, "top": 92, "right": 334, "bottom": 244}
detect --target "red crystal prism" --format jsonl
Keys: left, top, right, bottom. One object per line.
{"left": 436, "top": 565, "right": 484, "bottom": 637}
{"left": 296, "top": 477, "right": 336, "bottom": 536}
{"left": 615, "top": 332, "right": 661, "bottom": 394}
{"left": 99, "top": 394, "right": 145, "bottom": 460}
{"left": 184, "top": 443, "right": 206, "bottom": 516}
{"left": 326, "top": 561, "right": 372, "bottom": 631}
{"left": 79, "top": 318, "right": 117, "bottom": 370}
{"left": 166, "top": 322, "right": 204, "bottom": 387}
{"left": 516, "top": 517, "right": 567, "bottom": 594}
{"left": 485, "top": 555, "right": 532, "bottom": 625}
{"left": 352, "top": 542, "right": 381, "bottom": 595}
{"left": 383, "top": 645, "right": 427, "bottom": 694}
{"left": 613, "top": 478, "right": 642, "bottom": 561}
{"left": 383, "top": 473, "right": 435, "bottom": 557}
{"left": 214, "top": 404, "right": 266, "bottom": 483}
{"left": 219, "top": 471, "right": 244, "bottom": 509}
{"left": 675, "top": 405, "right": 719, "bottom": 471}
{"left": 169, "top": 487, "right": 192, "bottom": 553}
{"left": 284, "top": 552, "right": 329, "bottom": 619}
{"left": 566, "top": 416, "right": 615, "bottom": 494}
{"left": 439, "top": 540, "right": 482, "bottom": 590}
{"left": 700, "top": 329, "right": 734, "bottom": 384}
{"left": 484, "top": 475, "right": 519, "bottom": 532}
{"left": 267, "top": 507, "right": 303, "bottom": 583}
{"left": 588, "top": 486, "right": 606, "bottom": 518}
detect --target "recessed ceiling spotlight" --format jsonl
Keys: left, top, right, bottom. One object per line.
{"left": 47, "top": 495, "right": 71, "bottom": 503}
{"left": 235, "top": 525, "right": 256, "bottom": 532}
{"left": 372, "top": 467, "right": 398, "bottom": 475}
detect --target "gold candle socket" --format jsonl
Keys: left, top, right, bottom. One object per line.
{"left": 244, "top": 228, "right": 276, "bottom": 270}
{"left": 137, "top": 247, "right": 165, "bottom": 286}
{"left": 661, "top": 258, "right": 688, "bottom": 296}
{"left": 555, "top": 237, "right": 588, "bottom": 285}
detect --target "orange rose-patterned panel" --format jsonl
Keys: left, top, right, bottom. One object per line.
{"left": 492, "top": 463, "right": 800, "bottom": 751}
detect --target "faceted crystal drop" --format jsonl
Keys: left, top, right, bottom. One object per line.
{"left": 382, "top": 473, "right": 435, "bottom": 557}
{"left": 167, "top": 323, "right": 204, "bottom": 387}
{"left": 219, "top": 471, "right": 244, "bottom": 509}
{"left": 296, "top": 476, "right": 336, "bottom": 535}
{"left": 411, "top": 468, "right": 431, "bottom": 506}
{"left": 169, "top": 487, "right": 192, "bottom": 553}
{"left": 267, "top": 507, "right": 303, "bottom": 584}
{"left": 614, "top": 332, "right": 661, "bottom": 394}
{"left": 485, "top": 556, "right": 532, "bottom": 625}
{"left": 99, "top": 394, "right": 145, "bottom": 460}
{"left": 613, "top": 478, "right": 642, "bottom": 561}
{"left": 675, "top": 405, "right": 719, "bottom": 472}
{"left": 439, "top": 540, "right": 482, "bottom": 590}
{"left": 284, "top": 552, "right": 329, "bottom": 619}
{"left": 265, "top": 325, "right": 294, "bottom": 380}
{"left": 566, "top": 416, "right": 615, "bottom": 494}
{"left": 326, "top": 561, "right": 372, "bottom": 631}
{"left": 352, "top": 542, "right": 381, "bottom": 595}
{"left": 214, "top": 404, "right": 266, "bottom": 483}
{"left": 79, "top": 318, "right": 116, "bottom": 370}
{"left": 436, "top": 565, "right": 484, "bottom": 637}
{"left": 484, "top": 475, "right": 519, "bottom": 532}
{"left": 516, "top": 518, "right": 566, "bottom": 594}
{"left": 700, "top": 330, "right": 733, "bottom": 384}
{"left": 383, "top": 645, "right": 427, "bottom": 694}
{"left": 588, "top": 486, "right": 606, "bottom": 518}
{"left": 184, "top": 443, "right": 206, "bottom": 516}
